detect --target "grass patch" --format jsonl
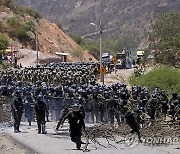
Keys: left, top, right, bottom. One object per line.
{"left": 130, "top": 66, "right": 180, "bottom": 96}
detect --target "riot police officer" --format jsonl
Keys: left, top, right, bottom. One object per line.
{"left": 24, "top": 92, "right": 34, "bottom": 126}
{"left": 34, "top": 95, "right": 49, "bottom": 134}
{"left": 159, "top": 90, "right": 169, "bottom": 116}
{"left": 56, "top": 104, "right": 85, "bottom": 150}
{"left": 11, "top": 89, "right": 24, "bottom": 133}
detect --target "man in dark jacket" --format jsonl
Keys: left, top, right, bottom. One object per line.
{"left": 11, "top": 90, "right": 24, "bottom": 133}
{"left": 56, "top": 104, "right": 85, "bottom": 150}
{"left": 35, "top": 95, "right": 49, "bottom": 134}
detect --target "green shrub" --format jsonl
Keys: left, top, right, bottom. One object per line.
{"left": 0, "top": 0, "right": 21, "bottom": 14}
{"left": 70, "top": 34, "right": 99, "bottom": 59}
{"left": 0, "top": 0, "right": 14, "bottom": 7}
{"left": 8, "top": 19, "right": 35, "bottom": 41}
{"left": 0, "top": 5, "right": 6, "bottom": 12}
{"left": 84, "top": 41, "right": 99, "bottom": 59}
{"left": 70, "top": 34, "right": 86, "bottom": 46}
{"left": 7, "top": 16, "right": 20, "bottom": 27}
{"left": 0, "top": 21, "right": 3, "bottom": 32}
{"left": 0, "top": 0, "right": 42, "bottom": 19}
{"left": 14, "top": 27, "right": 28, "bottom": 40}
{"left": 24, "top": 7, "right": 42, "bottom": 19}
{"left": 23, "top": 21, "right": 35, "bottom": 32}
{"left": 0, "top": 33, "right": 8, "bottom": 50}
{"left": 130, "top": 66, "right": 180, "bottom": 96}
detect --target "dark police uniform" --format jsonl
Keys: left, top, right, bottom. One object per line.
{"left": 11, "top": 92, "right": 24, "bottom": 133}
{"left": 56, "top": 104, "right": 85, "bottom": 150}
{"left": 35, "top": 96, "right": 49, "bottom": 134}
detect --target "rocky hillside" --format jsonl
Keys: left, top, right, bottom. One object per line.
{"left": 17, "top": 0, "right": 180, "bottom": 49}
{"left": 0, "top": 2, "right": 96, "bottom": 62}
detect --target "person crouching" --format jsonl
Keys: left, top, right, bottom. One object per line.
{"left": 56, "top": 104, "right": 85, "bottom": 150}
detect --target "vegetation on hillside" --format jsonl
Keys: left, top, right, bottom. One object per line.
{"left": 72, "top": 47, "right": 84, "bottom": 60}
{"left": 70, "top": 35, "right": 99, "bottom": 59}
{"left": 130, "top": 66, "right": 180, "bottom": 96}
{"left": 149, "top": 11, "right": 180, "bottom": 67}
{"left": 0, "top": 33, "right": 8, "bottom": 50}
{"left": 0, "top": 33, "right": 8, "bottom": 64}
{"left": 71, "top": 34, "right": 139, "bottom": 59}
{"left": 0, "top": 21, "right": 3, "bottom": 32}
{"left": 0, "top": 0, "right": 39, "bottom": 45}
{"left": 6, "top": 16, "right": 35, "bottom": 42}
{"left": 0, "top": 0, "right": 42, "bottom": 19}
{"left": 17, "top": 0, "right": 180, "bottom": 50}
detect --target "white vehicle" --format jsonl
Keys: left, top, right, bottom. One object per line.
{"left": 136, "top": 50, "right": 144, "bottom": 59}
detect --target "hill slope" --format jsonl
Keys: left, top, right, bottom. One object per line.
{"left": 17, "top": 0, "right": 180, "bottom": 49}
{"left": 0, "top": 2, "right": 95, "bottom": 62}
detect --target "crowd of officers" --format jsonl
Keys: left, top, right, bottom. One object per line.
{"left": 0, "top": 62, "right": 180, "bottom": 149}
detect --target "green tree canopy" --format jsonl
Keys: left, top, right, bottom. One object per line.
{"left": 150, "top": 11, "right": 180, "bottom": 66}
{"left": 0, "top": 33, "right": 8, "bottom": 50}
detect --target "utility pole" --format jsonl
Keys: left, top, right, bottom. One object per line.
{"left": 36, "top": 30, "right": 38, "bottom": 66}
{"left": 99, "top": 19, "right": 103, "bottom": 83}
{"left": 28, "top": 0, "right": 38, "bottom": 66}
{"left": 90, "top": 19, "right": 104, "bottom": 84}
{"left": 10, "top": 40, "right": 13, "bottom": 63}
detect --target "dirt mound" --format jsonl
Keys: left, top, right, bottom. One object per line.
{"left": 37, "top": 19, "right": 96, "bottom": 62}
{"left": 37, "top": 19, "right": 77, "bottom": 54}
{"left": 0, "top": 7, "right": 96, "bottom": 64}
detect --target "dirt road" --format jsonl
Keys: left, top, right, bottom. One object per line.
{"left": 0, "top": 132, "right": 35, "bottom": 154}
{"left": 3, "top": 122, "right": 180, "bottom": 154}
{"left": 104, "top": 69, "right": 133, "bottom": 84}
{"left": 98, "top": 69, "right": 134, "bottom": 91}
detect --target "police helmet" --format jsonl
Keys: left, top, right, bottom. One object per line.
{"left": 71, "top": 103, "right": 81, "bottom": 111}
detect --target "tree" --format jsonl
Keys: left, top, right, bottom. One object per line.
{"left": 0, "top": 34, "right": 8, "bottom": 63}
{"left": 0, "top": 33, "right": 8, "bottom": 50}
{"left": 150, "top": 11, "right": 180, "bottom": 66}
{"left": 23, "top": 21, "right": 35, "bottom": 32}
{"left": 70, "top": 34, "right": 86, "bottom": 46}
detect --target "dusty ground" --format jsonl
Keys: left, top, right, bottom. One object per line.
{"left": 17, "top": 48, "right": 96, "bottom": 67}
{"left": 3, "top": 122, "right": 180, "bottom": 154}
{"left": 18, "top": 49, "right": 61, "bottom": 67}
{"left": 0, "top": 132, "right": 35, "bottom": 154}
{"left": 97, "top": 69, "right": 134, "bottom": 91}
{"left": 104, "top": 69, "right": 133, "bottom": 84}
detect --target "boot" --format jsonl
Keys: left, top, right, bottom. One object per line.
{"left": 38, "top": 124, "right": 41, "bottom": 134}
{"left": 14, "top": 124, "right": 18, "bottom": 133}
{"left": 76, "top": 136, "right": 81, "bottom": 150}
{"left": 42, "top": 123, "right": 47, "bottom": 134}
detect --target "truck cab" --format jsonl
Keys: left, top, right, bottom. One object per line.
{"left": 102, "top": 52, "right": 110, "bottom": 63}
{"left": 116, "top": 52, "right": 126, "bottom": 69}
{"left": 136, "top": 50, "right": 144, "bottom": 64}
